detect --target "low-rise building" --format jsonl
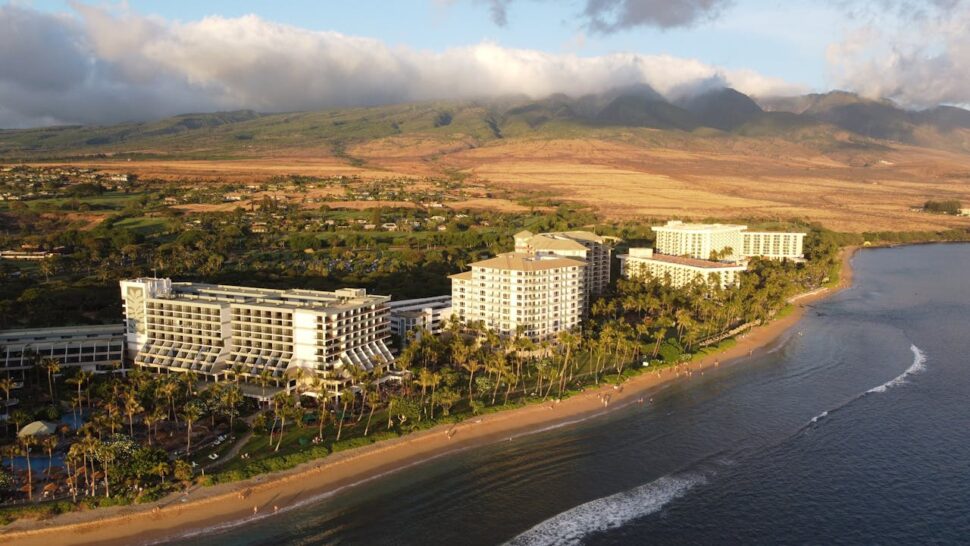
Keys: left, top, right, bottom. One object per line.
{"left": 387, "top": 296, "right": 453, "bottom": 351}
{"left": 618, "top": 248, "right": 746, "bottom": 289}
{"left": 450, "top": 252, "right": 586, "bottom": 341}
{"left": 120, "top": 278, "right": 393, "bottom": 399}
{"left": 0, "top": 325, "right": 126, "bottom": 378}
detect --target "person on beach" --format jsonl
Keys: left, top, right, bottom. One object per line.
{"left": 274, "top": 505, "right": 279, "bottom": 513}
{"left": 253, "top": 505, "right": 258, "bottom": 516}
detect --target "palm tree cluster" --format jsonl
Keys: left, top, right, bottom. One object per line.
{"left": 0, "top": 366, "right": 245, "bottom": 505}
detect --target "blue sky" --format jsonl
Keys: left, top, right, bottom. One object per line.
{"left": 1, "top": 0, "right": 967, "bottom": 126}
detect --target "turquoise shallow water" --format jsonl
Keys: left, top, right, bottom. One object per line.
{"left": 168, "top": 244, "right": 970, "bottom": 546}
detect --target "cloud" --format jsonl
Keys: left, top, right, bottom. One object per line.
{"left": 0, "top": 3, "right": 802, "bottom": 128}
{"left": 583, "top": 0, "right": 732, "bottom": 32}
{"left": 474, "top": 0, "right": 732, "bottom": 30}
{"left": 827, "top": 0, "right": 970, "bottom": 107}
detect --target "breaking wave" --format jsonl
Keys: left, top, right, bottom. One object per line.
{"left": 809, "top": 344, "right": 926, "bottom": 427}
{"left": 866, "top": 345, "right": 926, "bottom": 394}
{"left": 505, "top": 473, "right": 705, "bottom": 546}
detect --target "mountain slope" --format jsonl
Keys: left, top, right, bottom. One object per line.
{"left": 2, "top": 88, "right": 970, "bottom": 160}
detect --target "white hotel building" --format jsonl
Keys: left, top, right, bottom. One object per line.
{"left": 619, "top": 248, "right": 746, "bottom": 290}
{"left": 387, "top": 295, "right": 453, "bottom": 351}
{"left": 653, "top": 220, "right": 806, "bottom": 261}
{"left": 450, "top": 253, "right": 586, "bottom": 341}
{"left": 120, "top": 278, "right": 393, "bottom": 397}
{"left": 514, "top": 230, "right": 612, "bottom": 297}
{"left": 0, "top": 325, "right": 126, "bottom": 379}
{"left": 620, "top": 221, "right": 806, "bottom": 289}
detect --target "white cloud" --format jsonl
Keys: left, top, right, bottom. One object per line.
{"left": 827, "top": 2, "right": 970, "bottom": 107}
{"left": 0, "top": 3, "right": 803, "bottom": 128}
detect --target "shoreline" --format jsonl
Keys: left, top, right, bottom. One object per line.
{"left": 1, "top": 247, "right": 858, "bottom": 546}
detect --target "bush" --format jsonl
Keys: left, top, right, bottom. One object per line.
{"left": 923, "top": 199, "right": 962, "bottom": 215}
{"left": 657, "top": 340, "right": 684, "bottom": 363}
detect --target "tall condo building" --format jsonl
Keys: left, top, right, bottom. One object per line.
{"left": 514, "top": 230, "right": 612, "bottom": 297}
{"left": 653, "top": 221, "right": 806, "bottom": 261}
{"left": 120, "top": 278, "right": 393, "bottom": 398}
{"left": 450, "top": 253, "right": 586, "bottom": 341}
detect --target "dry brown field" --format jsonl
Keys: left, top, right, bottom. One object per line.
{"left": 34, "top": 136, "right": 970, "bottom": 232}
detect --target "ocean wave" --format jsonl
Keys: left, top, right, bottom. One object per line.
{"left": 504, "top": 474, "right": 704, "bottom": 546}
{"left": 807, "top": 344, "right": 926, "bottom": 430}
{"left": 866, "top": 344, "right": 926, "bottom": 395}
{"left": 810, "top": 410, "right": 828, "bottom": 423}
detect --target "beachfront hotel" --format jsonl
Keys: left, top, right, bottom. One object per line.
{"left": 387, "top": 295, "right": 453, "bottom": 351}
{"left": 450, "top": 253, "right": 586, "bottom": 341}
{"left": 618, "top": 248, "right": 746, "bottom": 289}
{"left": 0, "top": 325, "right": 126, "bottom": 379}
{"left": 514, "top": 230, "right": 612, "bottom": 297}
{"left": 120, "top": 278, "right": 393, "bottom": 398}
{"left": 653, "top": 220, "right": 806, "bottom": 261}
{"left": 619, "top": 221, "right": 805, "bottom": 289}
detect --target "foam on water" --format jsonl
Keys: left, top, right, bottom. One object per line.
{"left": 866, "top": 344, "right": 926, "bottom": 394}
{"left": 504, "top": 473, "right": 705, "bottom": 546}
{"left": 808, "top": 344, "right": 926, "bottom": 427}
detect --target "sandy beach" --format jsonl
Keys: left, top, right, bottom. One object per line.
{"left": 0, "top": 248, "right": 857, "bottom": 546}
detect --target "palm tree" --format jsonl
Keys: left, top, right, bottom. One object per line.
{"left": 416, "top": 368, "right": 434, "bottom": 410}
{"left": 143, "top": 407, "right": 166, "bottom": 446}
{"left": 4, "top": 443, "right": 17, "bottom": 475}
{"left": 152, "top": 461, "right": 170, "bottom": 485}
{"left": 556, "top": 331, "right": 580, "bottom": 398}
{"left": 364, "top": 390, "right": 381, "bottom": 436}
{"left": 257, "top": 370, "right": 272, "bottom": 403}
{"left": 94, "top": 439, "right": 115, "bottom": 498}
{"left": 66, "top": 370, "right": 93, "bottom": 413}
{"left": 271, "top": 391, "right": 295, "bottom": 452}
{"left": 158, "top": 378, "right": 179, "bottom": 426}
{"left": 180, "top": 402, "right": 202, "bottom": 454}
{"left": 0, "top": 376, "right": 13, "bottom": 427}
{"left": 10, "top": 409, "right": 29, "bottom": 434}
{"left": 220, "top": 383, "right": 243, "bottom": 431}
{"left": 123, "top": 393, "right": 143, "bottom": 438}
{"left": 42, "top": 436, "right": 57, "bottom": 480}
{"left": 335, "top": 387, "right": 354, "bottom": 442}
{"left": 66, "top": 443, "right": 83, "bottom": 502}
{"left": 19, "top": 435, "right": 37, "bottom": 501}
{"left": 461, "top": 358, "right": 482, "bottom": 401}
{"left": 39, "top": 357, "right": 61, "bottom": 404}
{"left": 429, "top": 371, "right": 442, "bottom": 417}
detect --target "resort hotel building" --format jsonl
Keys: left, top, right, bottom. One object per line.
{"left": 0, "top": 325, "right": 126, "bottom": 379}
{"left": 514, "top": 230, "right": 613, "bottom": 297}
{"left": 619, "top": 248, "right": 746, "bottom": 290}
{"left": 450, "top": 253, "right": 586, "bottom": 341}
{"left": 653, "top": 220, "right": 806, "bottom": 261}
{"left": 120, "top": 278, "right": 393, "bottom": 399}
{"left": 620, "top": 221, "right": 806, "bottom": 289}
{"left": 387, "top": 295, "right": 453, "bottom": 351}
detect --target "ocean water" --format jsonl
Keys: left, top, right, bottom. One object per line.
{"left": 174, "top": 244, "right": 970, "bottom": 546}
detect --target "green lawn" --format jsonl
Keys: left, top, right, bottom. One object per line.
{"left": 2, "top": 191, "right": 146, "bottom": 211}
{"left": 113, "top": 216, "right": 171, "bottom": 235}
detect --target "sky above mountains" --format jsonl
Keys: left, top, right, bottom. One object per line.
{"left": 0, "top": 0, "right": 967, "bottom": 128}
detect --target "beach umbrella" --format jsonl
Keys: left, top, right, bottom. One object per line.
{"left": 18, "top": 421, "right": 57, "bottom": 438}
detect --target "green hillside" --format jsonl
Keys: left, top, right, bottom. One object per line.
{"left": 2, "top": 89, "right": 970, "bottom": 160}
